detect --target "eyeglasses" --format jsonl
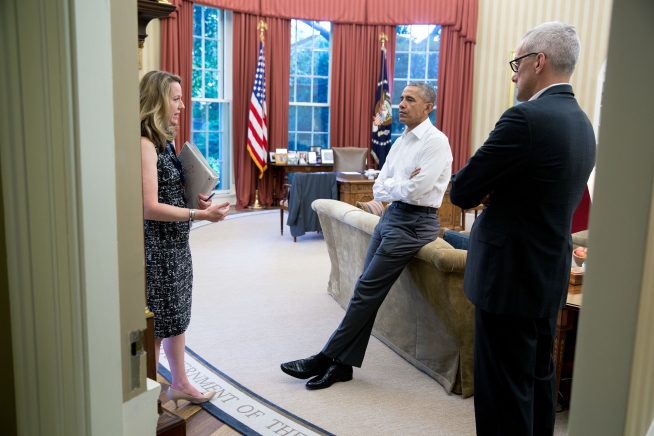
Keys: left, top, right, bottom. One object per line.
{"left": 509, "top": 52, "right": 539, "bottom": 73}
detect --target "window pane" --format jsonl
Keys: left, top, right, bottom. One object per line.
{"left": 290, "top": 48, "right": 296, "bottom": 75}
{"left": 411, "top": 27, "right": 428, "bottom": 51}
{"left": 429, "top": 28, "right": 441, "bottom": 51}
{"left": 313, "top": 77, "right": 328, "bottom": 103}
{"left": 289, "top": 77, "right": 296, "bottom": 102}
{"left": 313, "top": 134, "right": 328, "bottom": 148}
{"left": 204, "top": 39, "right": 218, "bottom": 69}
{"left": 192, "top": 131, "right": 207, "bottom": 149}
{"left": 192, "top": 69, "right": 203, "bottom": 98}
{"left": 314, "top": 34, "right": 329, "bottom": 49}
{"left": 296, "top": 133, "right": 311, "bottom": 151}
{"left": 288, "top": 106, "right": 297, "bottom": 131}
{"left": 392, "top": 107, "right": 403, "bottom": 135}
{"left": 393, "top": 80, "right": 406, "bottom": 102}
{"left": 313, "top": 50, "right": 329, "bottom": 77}
{"left": 395, "top": 53, "right": 408, "bottom": 78}
{"left": 410, "top": 53, "right": 426, "bottom": 79}
{"left": 428, "top": 53, "right": 439, "bottom": 79}
{"left": 288, "top": 132, "right": 297, "bottom": 151}
{"left": 313, "top": 107, "right": 329, "bottom": 132}
{"left": 208, "top": 133, "right": 220, "bottom": 159}
{"left": 194, "top": 6, "right": 202, "bottom": 36}
{"left": 208, "top": 102, "right": 221, "bottom": 131}
{"left": 193, "top": 38, "right": 203, "bottom": 68}
{"left": 204, "top": 8, "right": 218, "bottom": 39}
{"left": 396, "top": 26, "right": 410, "bottom": 50}
{"left": 297, "top": 106, "right": 312, "bottom": 131}
{"left": 204, "top": 70, "right": 219, "bottom": 98}
{"left": 429, "top": 110, "right": 436, "bottom": 125}
{"left": 296, "top": 49, "right": 312, "bottom": 75}
{"left": 192, "top": 101, "right": 207, "bottom": 131}
{"left": 208, "top": 159, "right": 221, "bottom": 190}
{"left": 296, "top": 77, "right": 311, "bottom": 102}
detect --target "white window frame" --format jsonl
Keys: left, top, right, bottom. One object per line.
{"left": 191, "top": 7, "right": 234, "bottom": 197}
{"left": 289, "top": 19, "right": 332, "bottom": 151}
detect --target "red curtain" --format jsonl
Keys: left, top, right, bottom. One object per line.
{"left": 436, "top": 0, "right": 478, "bottom": 173}
{"left": 160, "top": 0, "right": 194, "bottom": 153}
{"left": 329, "top": 24, "right": 395, "bottom": 166}
{"left": 232, "top": 14, "right": 290, "bottom": 209}
{"left": 261, "top": 0, "right": 366, "bottom": 23}
{"left": 572, "top": 187, "right": 592, "bottom": 233}
{"left": 194, "top": 0, "right": 259, "bottom": 14}
{"left": 365, "top": 0, "right": 457, "bottom": 25}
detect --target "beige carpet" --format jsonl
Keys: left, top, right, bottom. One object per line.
{"left": 185, "top": 210, "right": 569, "bottom": 435}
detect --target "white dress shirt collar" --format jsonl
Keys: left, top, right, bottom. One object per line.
{"left": 402, "top": 117, "right": 434, "bottom": 140}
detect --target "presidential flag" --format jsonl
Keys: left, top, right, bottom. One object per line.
{"left": 371, "top": 46, "right": 392, "bottom": 169}
{"left": 247, "top": 41, "right": 268, "bottom": 179}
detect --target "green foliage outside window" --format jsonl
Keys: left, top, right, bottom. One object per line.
{"left": 392, "top": 25, "right": 441, "bottom": 143}
{"left": 289, "top": 20, "right": 331, "bottom": 152}
{"left": 192, "top": 5, "right": 229, "bottom": 190}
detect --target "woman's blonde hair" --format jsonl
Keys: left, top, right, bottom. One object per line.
{"left": 139, "top": 70, "right": 182, "bottom": 153}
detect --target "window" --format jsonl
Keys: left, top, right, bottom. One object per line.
{"left": 391, "top": 25, "right": 441, "bottom": 143}
{"left": 288, "top": 20, "right": 331, "bottom": 152}
{"left": 192, "top": 6, "right": 232, "bottom": 192}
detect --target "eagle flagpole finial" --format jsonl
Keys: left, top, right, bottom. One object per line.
{"left": 378, "top": 32, "right": 388, "bottom": 50}
{"left": 257, "top": 21, "right": 268, "bottom": 45}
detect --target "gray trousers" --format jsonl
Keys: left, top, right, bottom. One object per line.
{"left": 322, "top": 205, "right": 440, "bottom": 367}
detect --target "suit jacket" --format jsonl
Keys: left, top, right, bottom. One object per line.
{"left": 287, "top": 172, "right": 338, "bottom": 237}
{"left": 450, "top": 85, "right": 596, "bottom": 318}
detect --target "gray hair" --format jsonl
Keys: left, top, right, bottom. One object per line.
{"left": 521, "top": 22, "right": 580, "bottom": 76}
{"left": 407, "top": 82, "right": 437, "bottom": 105}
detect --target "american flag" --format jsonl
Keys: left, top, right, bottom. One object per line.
{"left": 247, "top": 41, "right": 268, "bottom": 179}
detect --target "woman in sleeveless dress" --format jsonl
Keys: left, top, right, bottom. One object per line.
{"left": 140, "top": 71, "right": 229, "bottom": 405}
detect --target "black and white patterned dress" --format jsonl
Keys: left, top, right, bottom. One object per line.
{"left": 144, "top": 143, "right": 192, "bottom": 339}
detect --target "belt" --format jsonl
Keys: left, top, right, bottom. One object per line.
{"left": 391, "top": 201, "right": 438, "bottom": 214}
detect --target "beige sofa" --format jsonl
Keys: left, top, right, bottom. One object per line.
{"left": 312, "top": 199, "right": 475, "bottom": 397}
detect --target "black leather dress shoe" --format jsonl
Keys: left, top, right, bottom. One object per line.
{"left": 281, "top": 355, "right": 331, "bottom": 379}
{"left": 305, "top": 363, "right": 353, "bottom": 390}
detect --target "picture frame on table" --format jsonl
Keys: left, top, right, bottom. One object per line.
{"left": 288, "top": 150, "right": 298, "bottom": 165}
{"left": 320, "top": 149, "right": 334, "bottom": 164}
{"left": 269, "top": 151, "right": 276, "bottom": 163}
{"left": 275, "top": 152, "right": 288, "bottom": 165}
{"left": 298, "top": 152, "right": 308, "bottom": 165}
{"left": 310, "top": 146, "right": 322, "bottom": 154}
{"left": 308, "top": 151, "right": 317, "bottom": 164}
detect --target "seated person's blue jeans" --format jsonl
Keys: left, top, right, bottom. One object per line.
{"left": 443, "top": 229, "right": 470, "bottom": 250}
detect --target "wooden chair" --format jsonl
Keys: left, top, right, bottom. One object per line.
{"left": 279, "top": 183, "right": 295, "bottom": 242}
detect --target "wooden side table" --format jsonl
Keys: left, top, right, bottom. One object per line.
{"left": 553, "top": 283, "right": 582, "bottom": 405}
{"left": 336, "top": 174, "right": 374, "bottom": 206}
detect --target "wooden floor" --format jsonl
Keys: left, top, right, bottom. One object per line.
{"left": 157, "top": 375, "right": 241, "bottom": 436}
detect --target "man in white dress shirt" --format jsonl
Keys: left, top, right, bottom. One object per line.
{"left": 281, "top": 82, "right": 453, "bottom": 390}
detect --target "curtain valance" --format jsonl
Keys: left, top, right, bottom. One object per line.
{"left": 194, "top": 0, "right": 472, "bottom": 35}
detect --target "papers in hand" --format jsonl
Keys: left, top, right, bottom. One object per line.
{"left": 178, "top": 142, "right": 218, "bottom": 207}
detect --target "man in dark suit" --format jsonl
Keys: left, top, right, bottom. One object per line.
{"left": 450, "top": 22, "right": 596, "bottom": 435}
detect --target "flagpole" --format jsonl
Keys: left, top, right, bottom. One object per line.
{"left": 249, "top": 20, "right": 268, "bottom": 210}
